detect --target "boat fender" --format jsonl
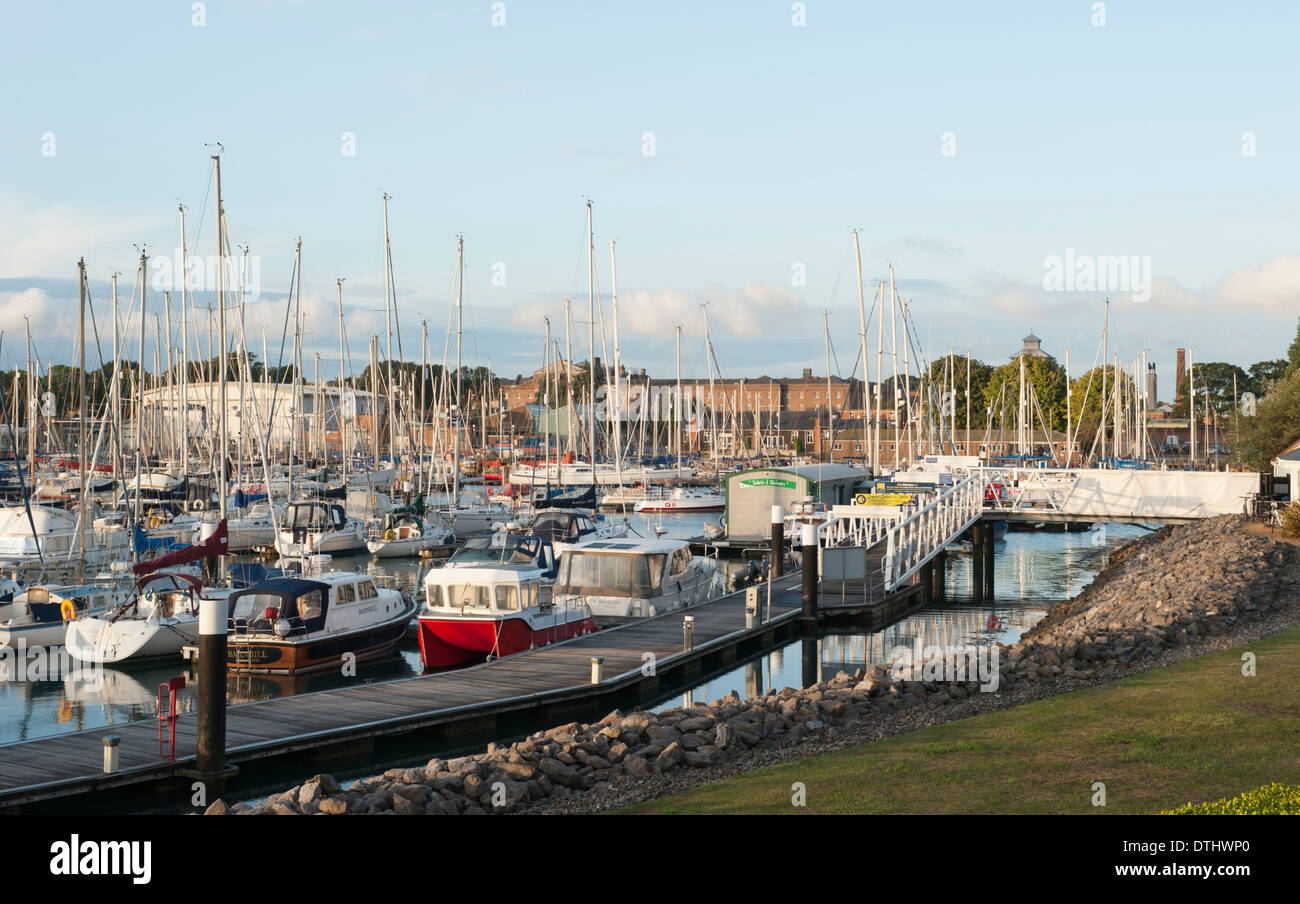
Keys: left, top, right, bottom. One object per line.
{"left": 191, "top": 499, "right": 205, "bottom": 512}
{"left": 384, "top": 528, "right": 396, "bottom": 540}
{"left": 60, "top": 599, "right": 77, "bottom": 621}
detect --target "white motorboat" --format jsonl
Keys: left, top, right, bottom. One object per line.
{"left": 274, "top": 500, "right": 367, "bottom": 557}
{"left": 633, "top": 486, "right": 725, "bottom": 513}
{"left": 552, "top": 537, "right": 721, "bottom": 620}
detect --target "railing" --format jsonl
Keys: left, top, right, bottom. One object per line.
{"left": 881, "top": 471, "right": 993, "bottom": 592}
{"left": 981, "top": 467, "right": 1081, "bottom": 514}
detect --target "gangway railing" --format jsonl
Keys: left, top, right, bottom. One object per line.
{"left": 881, "top": 470, "right": 994, "bottom": 592}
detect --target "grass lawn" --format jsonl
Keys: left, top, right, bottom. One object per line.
{"left": 618, "top": 626, "right": 1300, "bottom": 814}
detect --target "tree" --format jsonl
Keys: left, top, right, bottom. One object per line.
{"left": 925, "top": 355, "right": 992, "bottom": 430}
{"left": 1248, "top": 359, "right": 1286, "bottom": 396}
{"left": 981, "top": 356, "right": 1068, "bottom": 432}
{"left": 1067, "top": 365, "right": 1137, "bottom": 450}
{"left": 1239, "top": 367, "right": 1300, "bottom": 471}
{"left": 1171, "top": 362, "right": 1247, "bottom": 419}
{"left": 1287, "top": 317, "right": 1300, "bottom": 377}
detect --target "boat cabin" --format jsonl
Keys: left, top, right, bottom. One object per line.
{"left": 424, "top": 564, "right": 551, "bottom": 614}
{"left": 554, "top": 539, "right": 695, "bottom": 600}
{"left": 285, "top": 501, "right": 350, "bottom": 535}
{"left": 445, "top": 533, "right": 556, "bottom": 578}
{"left": 530, "top": 511, "right": 599, "bottom": 544}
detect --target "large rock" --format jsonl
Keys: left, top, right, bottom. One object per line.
{"left": 538, "top": 757, "right": 583, "bottom": 788}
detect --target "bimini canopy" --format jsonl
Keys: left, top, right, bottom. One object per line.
{"left": 227, "top": 578, "right": 331, "bottom": 634}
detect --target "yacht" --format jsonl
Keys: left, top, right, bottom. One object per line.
{"left": 551, "top": 537, "right": 721, "bottom": 620}
{"left": 225, "top": 573, "right": 414, "bottom": 674}
{"left": 633, "top": 486, "right": 725, "bottom": 513}
{"left": 64, "top": 573, "right": 234, "bottom": 665}
{"left": 274, "top": 500, "right": 366, "bottom": 557}
{"left": 417, "top": 563, "right": 593, "bottom": 669}
{"left": 365, "top": 516, "right": 454, "bottom": 558}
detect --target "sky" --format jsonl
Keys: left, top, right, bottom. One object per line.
{"left": 2, "top": 0, "right": 1298, "bottom": 400}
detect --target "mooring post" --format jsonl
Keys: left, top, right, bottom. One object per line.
{"left": 590, "top": 656, "right": 604, "bottom": 684}
{"left": 801, "top": 634, "right": 818, "bottom": 688}
{"left": 102, "top": 736, "right": 120, "bottom": 774}
{"left": 770, "top": 505, "right": 785, "bottom": 578}
{"left": 972, "top": 521, "right": 985, "bottom": 601}
{"left": 933, "top": 550, "right": 946, "bottom": 600}
{"left": 920, "top": 559, "right": 933, "bottom": 605}
{"left": 801, "top": 523, "right": 818, "bottom": 620}
{"left": 184, "top": 591, "right": 237, "bottom": 804}
{"left": 982, "top": 523, "right": 995, "bottom": 598}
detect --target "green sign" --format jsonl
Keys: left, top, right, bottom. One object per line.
{"left": 739, "top": 477, "right": 798, "bottom": 489}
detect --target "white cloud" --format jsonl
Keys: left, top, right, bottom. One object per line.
{"left": 510, "top": 281, "right": 806, "bottom": 341}
{"left": 1217, "top": 255, "right": 1300, "bottom": 313}
{"left": 0, "top": 197, "right": 162, "bottom": 281}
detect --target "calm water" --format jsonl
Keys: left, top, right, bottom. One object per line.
{"left": 0, "top": 515, "right": 1146, "bottom": 745}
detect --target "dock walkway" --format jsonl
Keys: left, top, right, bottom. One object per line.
{"left": 0, "top": 573, "right": 826, "bottom": 809}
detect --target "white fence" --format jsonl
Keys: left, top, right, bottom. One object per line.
{"left": 881, "top": 472, "right": 990, "bottom": 592}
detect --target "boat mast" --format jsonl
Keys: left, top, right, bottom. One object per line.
{"left": 852, "top": 230, "right": 867, "bottom": 472}
{"left": 1100, "top": 299, "right": 1108, "bottom": 463}
{"left": 178, "top": 205, "right": 191, "bottom": 468}
{"left": 337, "top": 277, "right": 347, "bottom": 485}
{"left": 675, "top": 323, "right": 682, "bottom": 476}
{"left": 703, "top": 305, "right": 717, "bottom": 466}
{"left": 76, "top": 258, "right": 87, "bottom": 582}
{"left": 135, "top": 246, "right": 148, "bottom": 526}
{"left": 453, "top": 235, "right": 463, "bottom": 503}
{"left": 823, "top": 310, "right": 833, "bottom": 462}
{"left": 213, "top": 154, "right": 229, "bottom": 532}
{"left": 610, "top": 238, "right": 622, "bottom": 486}
{"left": 382, "top": 193, "right": 396, "bottom": 466}
{"left": 585, "top": 201, "right": 596, "bottom": 484}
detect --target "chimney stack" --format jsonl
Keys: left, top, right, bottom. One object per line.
{"left": 1146, "top": 363, "right": 1157, "bottom": 406}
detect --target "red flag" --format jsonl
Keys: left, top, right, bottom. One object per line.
{"left": 133, "top": 520, "right": 228, "bottom": 576}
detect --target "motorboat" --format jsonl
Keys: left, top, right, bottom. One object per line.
{"left": 225, "top": 573, "right": 414, "bottom": 674}
{"left": 0, "top": 580, "right": 117, "bottom": 649}
{"left": 444, "top": 532, "right": 557, "bottom": 578}
{"left": 274, "top": 500, "right": 366, "bottom": 556}
{"left": 633, "top": 486, "right": 725, "bottom": 513}
{"left": 530, "top": 509, "right": 628, "bottom": 553}
{"left": 551, "top": 537, "right": 721, "bottom": 620}
{"left": 417, "top": 563, "right": 594, "bottom": 669}
{"left": 0, "top": 504, "right": 131, "bottom": 569}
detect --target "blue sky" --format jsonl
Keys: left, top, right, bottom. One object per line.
{"left": 2, "top": 1, "right": 1298, "bottom": 397}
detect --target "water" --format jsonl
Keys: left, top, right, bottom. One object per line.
{"left": 0, "top": 516, "right": 1145, "bottom": 746}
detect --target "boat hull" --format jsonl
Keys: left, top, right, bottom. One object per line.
{"left": 417, "top": 612, "right": 596, "bottom": 669}
{"left": 228, "top": 615, "right": 411, "bottom": 674}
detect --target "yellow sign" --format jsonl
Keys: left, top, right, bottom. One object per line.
{"left": 853, "top": 492, "right": 914, "bottom": 506}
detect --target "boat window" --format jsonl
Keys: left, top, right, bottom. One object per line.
{"left": 670, "top": 548, "right": 690, "bottom": 575}
{"left": 299, "top": 591, "right": 323, "bottom": 620}
{"left": 449, "top": 583, "right": 490, "bottom": 609}
{"left": 557, "top": 552, "right": 658, "bottom": 598}
{"left": 495, "top": 585, "right": 519, "bottom": 611}
{"left": 357, "top": 581, "right": 377, "bottom": 599}
{"left": 337, "top": 583, "right": 356, "bottom": 604}
{"left": 647, "top": 554, "right": 666, "bottom": 590}
{"left": 427, "top": 584, "right": 442, "bottom": 607}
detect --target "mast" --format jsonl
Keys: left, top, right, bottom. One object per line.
{"left": 25, "top": 317, "right": 34, "bottom": 482}
{"left": 564, "top": 297, "right": 574, "bottom": 458}
{"left": 178, "top": 205, "right": 190, "bottom": 468}
{"left": 134, "top": 247, "right": 148, "bottom": 525}
{"left": 702, "top": 305, "right": 718, "bottom": 465}
{"left": 453, "top": 235, "right": 463, "bottom": 503}
{"left": 675, "top": 324, "right": 682, "bottom": 475}
{"left": 585, "top": 200, "right": 596, "bottom": 482}
{"left": 852, "top": 230, "right": 867, "bottom": 472}
{"left": 382, "top": 193, "right": 396, "bottom": 465}
{"left": 288, "top": 237, "right": 302, "bottom": 500}
{"left": 214, "top": 154, "right": 229, "bottom": 529}
{"left": 76, "top": 258, "right": 87, "bottom": 582}
{"left": 337, "top": 277, "right": 348, "bottom": 485}
{"left": 610, "top": 239, "right": 622, "bottom": 484}
{"left": 1100, "top": 299, "right": 1109, "bottom": 463}
{"left": 823, "top": 310, "right": 833, "bottom": 462}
